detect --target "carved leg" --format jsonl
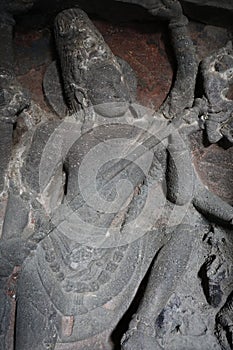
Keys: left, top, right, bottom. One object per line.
{"left": 193, "top": 185, "right": 233, "bottom": 226}
{"left": 121, "top": 223, "right": 197, "bottom": 349}
{"left": 15, "top": 256, "right": 58, "bottom": 350}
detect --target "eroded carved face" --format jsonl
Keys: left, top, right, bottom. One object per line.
{"left": 85, "top": 64, "right": 131, "bottom": 117}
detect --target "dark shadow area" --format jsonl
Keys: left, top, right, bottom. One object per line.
{"left": 14, "top": 0, "right": 155, "bottom": 29}
{"left": 218, "top": 137, "right": 233, "bottom": 150}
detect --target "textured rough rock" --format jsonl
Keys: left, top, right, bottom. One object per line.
{"left": 0, "top": 0, "right": 34, "bottom": 15}
{"left": 180, "top": 0, "right": 233, "bottom": 26}
{"left": 197, "top": 42, "right": 233, "bottom": 144}
{"left": 12, "top": 0, "right": 233, "bottom": 26}
{"left": 216, "top": 290, "right": 233, "bottom": 350}
{"left": 0, "top": 2, "right": 232, "bottom": 350}
{"left": 0, "top": 13, "right": 29, "bottom": 194}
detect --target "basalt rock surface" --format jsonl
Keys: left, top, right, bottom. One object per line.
{"left": 0, "top": 2, "right": 232, "bottom": 350}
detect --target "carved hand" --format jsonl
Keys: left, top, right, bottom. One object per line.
{"left": 148, "top": 0, "right": 184, "bottom": 21}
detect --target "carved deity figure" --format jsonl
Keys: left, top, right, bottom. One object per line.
{"left": 0, "top": 2, "right": 233, "bottom": 350}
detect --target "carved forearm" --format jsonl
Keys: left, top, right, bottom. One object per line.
{"left": 166, "top": 16, "right": 198, "bottom": 116}
{"left": 145, "top": 0, "right": 198, "bottom": 118}
{"left": 193, "top": 185, "right": 233, "bottom": 225}
{"left": 166, "top": 131, "right": 194, "bottom": 205}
